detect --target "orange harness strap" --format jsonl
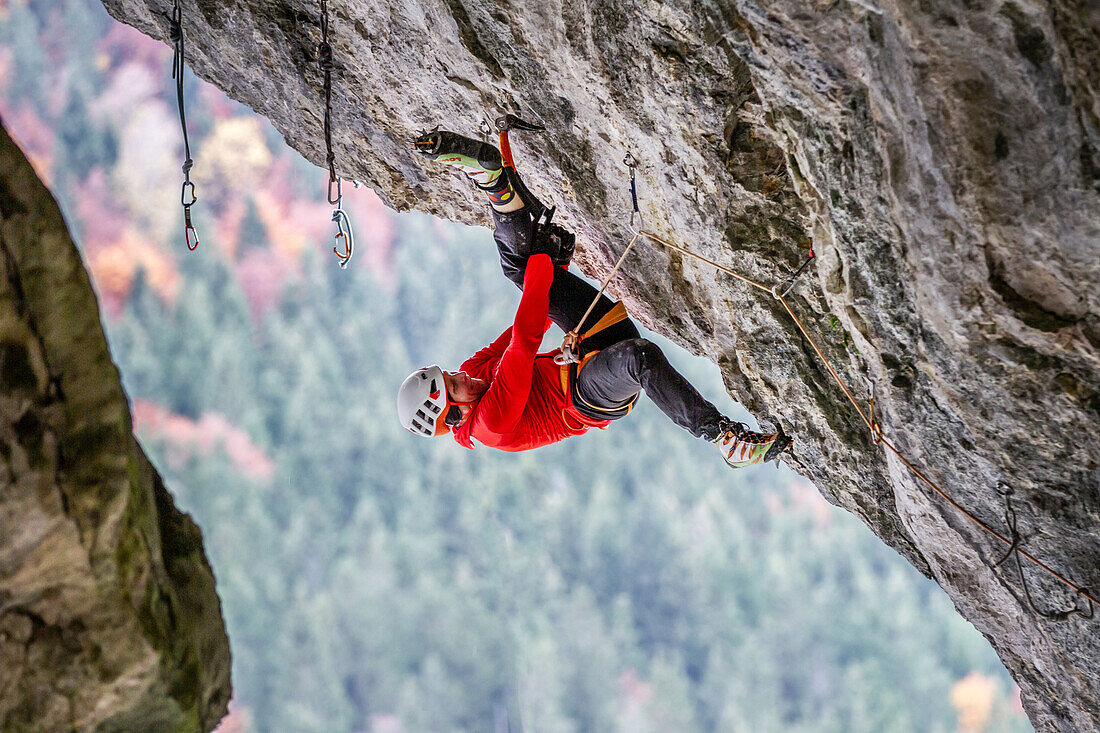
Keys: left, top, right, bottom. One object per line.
{"left": 580, "top": 301, "right": 629, "bottom": 342}
{"left": 558, "top": 348, "right": 638, "bottom": 421}
{"left": 556, "top": 303, "right": 628, "bottom": 396}
{"left": 559, "top": 350, "right": 598, "bottom": 397}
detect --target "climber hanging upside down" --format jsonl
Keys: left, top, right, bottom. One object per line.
{"left": 396, "top": 129, "right": 793, "bottom": 468}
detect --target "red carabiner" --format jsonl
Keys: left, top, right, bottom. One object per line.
{"left": 333, "top": 232, "right": 350, "bottom": 260}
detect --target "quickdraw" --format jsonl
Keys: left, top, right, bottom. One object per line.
{"left": 168, "top": 0, "right": 198, "bottom": 250}
{"left": 318, "top": 0, "right": 354, "bottom": 268}
{"left": 866, "top": 377, "right": 883, "bottom": 445}
{"left": 993, "top": 483, "right": 1094, "bottom": 620}
{"left": 624, "top": 152, "right": 642, "bottom": 233}
{"left": 775, "top": 246, "right": 815, "bottom": 299}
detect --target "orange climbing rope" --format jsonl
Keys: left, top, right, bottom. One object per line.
{"left": 556, "top": 231, "right": 643, "bottom": 364}
{"left": 636, "top": 228, "right": 1097, "bottom": 615}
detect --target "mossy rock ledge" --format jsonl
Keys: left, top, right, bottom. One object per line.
{"left": 0, "top": 121, "right": 231, "bottom": 732}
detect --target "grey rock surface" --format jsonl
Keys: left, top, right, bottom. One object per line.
{"left": 96, "top": 0, "right": 1099, "bottom": 729}
{"left": 0, "top": 120, "right": 231, "bottom": 732}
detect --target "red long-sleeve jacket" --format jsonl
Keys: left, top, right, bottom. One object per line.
{"left": 452, "top": 254, "right": 610, "bottom": 451}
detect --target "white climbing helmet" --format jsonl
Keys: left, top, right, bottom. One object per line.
{"left": 397, "top": 365, "right": 451, "bottom": 437}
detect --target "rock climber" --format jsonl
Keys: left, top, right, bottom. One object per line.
{"left": 397, "top": 129, "right": 793, "bottom": 468}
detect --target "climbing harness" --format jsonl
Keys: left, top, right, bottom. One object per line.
{"left": 410, "top": 113, "right": 1093, "bottom": 617}
{"left": 317, "top": 0, "right": 354, "bottom": 268}
{"left": 609, "top": 169, "right": 1098, "bottom": 618}
{"left": 167, "top": 0, "right": 198, "bottom": 251}
{"left": 408, "top": 111, "right": 1093, "bottom": 618}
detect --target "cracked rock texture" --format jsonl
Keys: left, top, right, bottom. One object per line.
{"left": 98, "top": 0, "right": 1099, "bottom": 729}
{"left": 0, "top": 120, "right": 230, "bottom": 732}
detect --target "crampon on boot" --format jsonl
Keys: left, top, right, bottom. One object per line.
{"left": 713, "top": 419, "right": 793, "bottom": 468}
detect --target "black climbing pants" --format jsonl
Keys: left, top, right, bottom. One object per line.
{"left": 491, "top": 208, "right": 725, "bottom": 440}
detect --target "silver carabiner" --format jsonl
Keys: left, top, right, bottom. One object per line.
{"left": 554, "top": 332, "right": 581, "bottom": 365}
{"left": 331, "top": 201, "right": 354, "bottom": 268}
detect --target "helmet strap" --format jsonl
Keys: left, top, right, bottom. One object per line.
{"left": 444, "top": 395, "right": 480, "bottom": 428}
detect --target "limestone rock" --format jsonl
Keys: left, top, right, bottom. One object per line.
{"left": 0, "top": 120, "right": 230, "bottom": 732}
{"left": 95, "top": 0, "right": 1100, "bottom": 729}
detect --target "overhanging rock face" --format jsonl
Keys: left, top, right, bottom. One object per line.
{"left": 98, "top": 0, "right": 1099, "bottom": 729}
{"left": 0, "top": 121, "right": 231, "bottom": 732}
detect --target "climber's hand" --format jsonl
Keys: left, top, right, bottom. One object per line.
{"left": 534, "top": 223, "right": 576, "bottom": 268}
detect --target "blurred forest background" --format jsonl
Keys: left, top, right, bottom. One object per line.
{"left": 0, "top": 0, "right": 1032, "bottom": 730}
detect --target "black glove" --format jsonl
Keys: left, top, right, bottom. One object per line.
{"left": 534, "top": 222, "right": 576, "bottom": 268}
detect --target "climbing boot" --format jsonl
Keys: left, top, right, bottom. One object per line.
{"left": 713, "top": 418, "right": 793, "bottom": 468}
{"left": 411, "top": 129, "right": 521, "bottom": 208}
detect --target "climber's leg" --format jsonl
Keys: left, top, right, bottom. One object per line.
{"left": 573, "top": 338, "right": 792, "bottom": 466}
{"left": 492, "top": 207, "right": 639, "bottom": 345}
{"left": 413, "top": 130, "right": 523, "bottom": 212}
{"left": 573, "top": 338, "right": 723, "bottom": 435}
{"left": 413, "top": 129, "right": 637, "bottom": 348}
